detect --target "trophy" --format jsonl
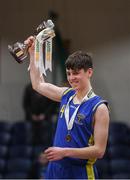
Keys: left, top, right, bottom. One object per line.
{"left": 8, "top": 19, "right": 55, "bottom": 64}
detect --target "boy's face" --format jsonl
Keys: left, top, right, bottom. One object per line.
{"left": 66, "top": 68, "right": 93, "bottom": 91}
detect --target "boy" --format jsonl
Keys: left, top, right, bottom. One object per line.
{"left": 25, "top": 37, "right": 109, "bottom": 179}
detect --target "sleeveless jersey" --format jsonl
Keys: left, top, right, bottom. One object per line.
{"left": 46, "top": 88, "right": 108, "bottom": 179}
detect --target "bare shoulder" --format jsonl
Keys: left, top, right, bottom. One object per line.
{"left": 96, "top": 103, "right": 109, "bottom": 114}
{"left": 94, "top": 103, "right": 110, "bottom": 123}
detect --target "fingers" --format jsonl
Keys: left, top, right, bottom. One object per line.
{"left": 46, "top": 155, "right": 55, "bottom": 161}
{"left": 45, "top": 153, "right": 57, "bottom": 161}
{"left": 44, "top": 147, "right": 53, "bottom": 154}
{"left": 38, "top": 153, "right": 48, "bottom": 164}
{"left": 24, "top": 36, "right": 34, "bottom": 46}
{"left": 44, "top": 147, "right": 55, "bottom": 161}
{"left": 44, "top": 147, "right": 63, "bottom": 161}
{"left": 24, "top": 36, "right": 35, "bottom": 61}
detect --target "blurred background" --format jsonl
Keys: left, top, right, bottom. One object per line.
{"left": 0, "top": 0, "right": 130, "bottom": 179}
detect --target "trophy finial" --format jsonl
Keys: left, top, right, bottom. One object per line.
{"left": 46, "top": 19, "right": 54, "bottom": 28}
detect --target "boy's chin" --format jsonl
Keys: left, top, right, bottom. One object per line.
{"left": 72, "top": 86, "right": 79, "bottom": 91}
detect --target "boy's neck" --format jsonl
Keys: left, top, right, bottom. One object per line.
{"left": 75, "top": 84, "right": 92, "bottom": 103}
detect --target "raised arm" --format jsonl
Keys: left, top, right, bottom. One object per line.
{"left": 26, "top": 36, "right": 68, "bottom": 102}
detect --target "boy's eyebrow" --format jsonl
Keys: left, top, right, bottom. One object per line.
{"left": 66, "top": 69, "right": 81, "bottom": 74}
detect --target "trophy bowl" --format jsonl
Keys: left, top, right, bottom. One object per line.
{"left": 8, "top": 42, "right": 28, "bottom": 63}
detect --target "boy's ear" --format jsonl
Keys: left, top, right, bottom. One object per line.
{"left": 87, "top": 68, "right": 93, "bottom": 77}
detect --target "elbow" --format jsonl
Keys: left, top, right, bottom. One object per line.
{"left": 32, "top": 84, "right": 37, "bottom": 91}
{"left": 32, "top": 83, "right": 40, "bottom": 93}
{"left": 96, "top": 148, "right": 105, "bottom": 159}
{"left": 97, "top": 151, "right": 105, "bottom": 159}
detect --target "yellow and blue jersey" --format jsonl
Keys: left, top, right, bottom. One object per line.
{"left": 45, "top": 88, "right": 108, "bottom": 179}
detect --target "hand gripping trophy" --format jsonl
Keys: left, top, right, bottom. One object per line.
{"left": 8, "top": 19, "right": 55, "bottom": 75}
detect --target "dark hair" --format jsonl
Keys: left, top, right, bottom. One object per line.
{"left": 65, "top": 51, "right": 93, "bottom": 71}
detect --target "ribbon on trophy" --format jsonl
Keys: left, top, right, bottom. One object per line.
{"left": 34, "top": 38, "right": 46, "bottom": 76}
{"left": 45, "top": 38, "right": 52, "bottom": 71}
{"left": 34, "top": 20, "right": 55, "bottom": 76}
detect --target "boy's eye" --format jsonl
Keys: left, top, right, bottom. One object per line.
{"left": 73, "top": 71, "right": 79, "bottom": 75}
{"left": 66, "top": 72, "right": 70, "bottom": 76}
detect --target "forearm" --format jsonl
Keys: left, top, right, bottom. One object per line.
{"left": 29, "top": 59, "right": 53, "bottom": 100}
{"left": 29, "top": 56, "right": 67, "bottom": 102}
{"left": 64, "top": 145, "right": 105, "bottom": 159}
{"left": 29, "top": 55, "right": 44, "bottom": 89}
{"left": 44, "top": 145, "right": 105, "bottom": 162}
{"left": 30, "top": 68, "right": 44, "bottom": 92}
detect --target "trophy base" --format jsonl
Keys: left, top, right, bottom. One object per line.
{"left": 8, "top": 44, "right": 27, "bottom": 63}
